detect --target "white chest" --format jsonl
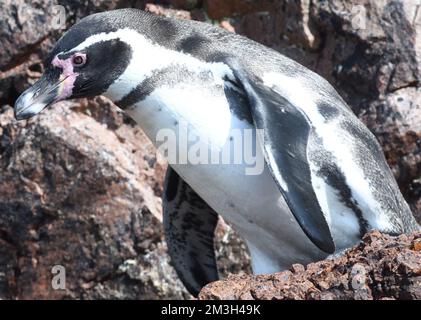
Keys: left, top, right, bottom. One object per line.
{"left": 125, "top": 82, "right": 327, "bottom": 270}
{"left": 126, "top": 81, "right": 274, "bottom": 218}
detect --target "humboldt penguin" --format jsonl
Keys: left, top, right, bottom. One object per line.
{"left": 14, "top": 9, "right": 420, "bottom": 296}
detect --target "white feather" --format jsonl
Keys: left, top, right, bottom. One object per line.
{"left": 135, "top": 83, "right": 232, "bottom": 148}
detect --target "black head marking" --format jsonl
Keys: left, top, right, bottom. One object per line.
{"left": 317, "top": 102, "right": 340, "bottom": 121}
{"left": 117, "top": 68, "right": 172, "bottom": 109}
{"left": 117, "top": 66, "right": 216, "bottom": 110}
{"left": 224, "top": 84, "right": 253, "bottom": 124}
{"left": 176, "top": 34, "right": 212, "bottom": 55}
{"left": 71, "top": 39, "right": 132, "bottom": 98}
{"left": 164, "top": 167, "right": 180, "bottom": 202}
{"left": 150, "top": 18, "right": 179, "bottom": 44}
{"left": 46, "top": 9, "right": 157, "bottom": 64}
{"left": 47, "top": 14, "right": 119, "bottom": 63}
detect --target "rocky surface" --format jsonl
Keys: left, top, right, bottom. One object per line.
{"left": 199, "top": 231, "right": 421, "bottom": 300}
{"left": 0, "top": 0, "right": 419, "bottom": 300}
{"left": 0, "top": 99, "right": 184, "bottom": 299}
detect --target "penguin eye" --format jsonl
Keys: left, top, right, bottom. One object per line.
{"left": 72, "top": 54, "right": 86, "bottom": 67}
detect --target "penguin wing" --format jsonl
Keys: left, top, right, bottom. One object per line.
{"left": 163, "top": 167, "right": 219, "bottom": 297}
{"left": 223, "top": 58, "right": 335, "bottom": 253}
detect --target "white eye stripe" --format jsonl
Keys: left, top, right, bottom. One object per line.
{"left": 70, "top": 28, "right": 234, "bottom": 102}
{"left": 54, "top": 31, "right": 125, "bottom": 58}
{"left": 69, "top": 29, "right": 131, "bottom": 52}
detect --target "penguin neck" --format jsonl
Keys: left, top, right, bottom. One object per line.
{"left": 99, "top": 28, "right": 236, "bottom": 150}
{"left": 99, "top": 28, "right": 232, "bottom": 102}
{"left": 113, "top": 77, "right": 237, "bottom": 153}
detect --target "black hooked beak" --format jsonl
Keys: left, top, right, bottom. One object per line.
{"left": 14, "top": 68, "right": 64, "bottom": 120}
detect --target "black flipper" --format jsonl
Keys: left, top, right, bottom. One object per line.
{"left": 163, "top": 167, "right": 219, "bottom": 297}
{"left": 221, "top": 57, "right": 335, "bottom": 253}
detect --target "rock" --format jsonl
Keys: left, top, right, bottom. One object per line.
{"left": 199, "top": 231, "right": 421, "bottom": 300}
{"left": 214, "top": 220, "right": 252, "bottom": 277}
{"left": 360, "top": 87, "right": 421, "bottom": 217}
{"left": 144, "top": 3, "right": 192, "bottom": 20}
{"left": 219, "top": 20, "right": 235, "bottom": 33}
{"left": 204, "top": 0, "right": 274, "bottom": 20}
{"left": 0, "top": 101, "right": 189, "bottom": 299}
{"left": 233, "top": 0, "right": 320, "bottom": 51}
{"left": 169, "top": 0, "right": 200, "bottom": 11}
{"left": 0, "top": 0, "right": 57, "bottom": 71}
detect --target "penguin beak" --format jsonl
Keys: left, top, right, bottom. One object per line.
{"left": 14, "top": 69, "right": 64, "bottom": 120}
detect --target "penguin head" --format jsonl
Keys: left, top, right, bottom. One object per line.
{"left": 14, "top": 10, "right": 142, "bottom": 120}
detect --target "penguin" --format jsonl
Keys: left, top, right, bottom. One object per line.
{"left": 14, "top": 9, "right": 420, "bottom": 297}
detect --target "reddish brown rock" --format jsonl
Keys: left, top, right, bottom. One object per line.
{"left": 0, "top": 101, "right": 190, "bottom": 299}
{"left": 145, "top": 3, "right": 191, "bottom": 19}
{"left": 219, "top": 20, "right": 235, "bottom": 33}
{"left": 169, "top": 0, "right": 200, "bottom": 11}
{"left": 204, "top": 0, "right": 274, "bottom": 20}
{"left": 0, "top": 0, "right": 57, "bottom": 71}
{"left": 199, "top": 231, "right": 421, "bottom": 300}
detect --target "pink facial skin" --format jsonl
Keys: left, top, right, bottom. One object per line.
{"left": 51, "top": 53, "right": 84, "bottom": 101}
